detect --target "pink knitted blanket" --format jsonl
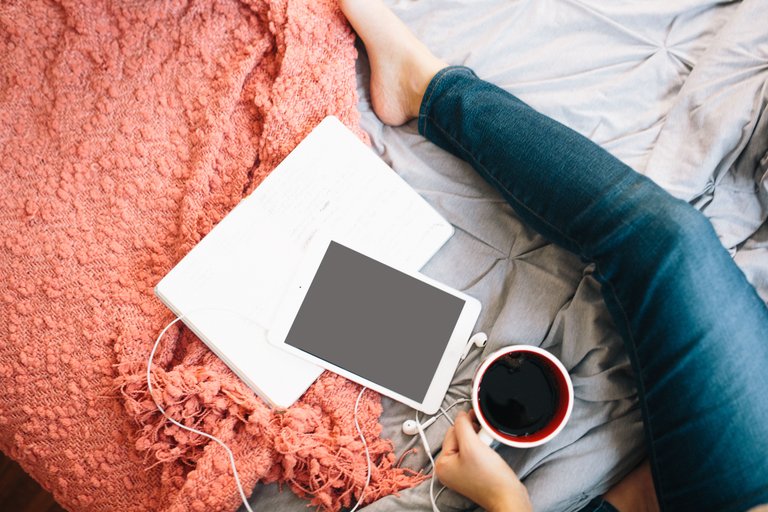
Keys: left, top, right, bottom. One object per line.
{"left": 0, "top": 1, "right": 425, "bottom": 511}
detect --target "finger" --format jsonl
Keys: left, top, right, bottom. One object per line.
{"left": 467, "top": 410, "right": 481, "bottom": 431}
{"left": 453, "top": 411, "right": 483, "bottom": 449}
{"left": 442, "top": 424, "right": 458, "bottom": 454}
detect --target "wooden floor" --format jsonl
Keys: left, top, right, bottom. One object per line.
{"left": 0, "top": 452, "right": 66, "bottom": 512}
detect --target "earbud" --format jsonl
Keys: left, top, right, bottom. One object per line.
{"left": 402, "top": 415, "right": 442, "bottom": 436}
{"left": 460, "top": 332, "right": 488, "bottom": 360}
{"left": 401, "top": 400, "right": 471, "bottom": 512}
{"left": 402, "top": 419, "right": 420, "bottom": 436}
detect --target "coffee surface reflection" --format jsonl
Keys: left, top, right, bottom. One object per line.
{"left": 477, "top": 352, "right": 559, "bottom": 437}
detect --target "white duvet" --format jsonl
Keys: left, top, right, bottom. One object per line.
{"left": 243, "top": 1, "right": 767, "bottom": 510}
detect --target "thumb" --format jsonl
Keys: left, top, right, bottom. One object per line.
{"left": 453, "top": 411, "right": 483, "bottom": 450}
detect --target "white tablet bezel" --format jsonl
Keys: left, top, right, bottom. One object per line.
{"left": 268, "top": 237, "right": 481, "bottom": 414}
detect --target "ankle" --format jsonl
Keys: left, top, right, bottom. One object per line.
{"left": 405, "top": 71, "right": 430, "bottom": 120}
{"left": 405, "top": 60, "right": 446, "bottom": 119}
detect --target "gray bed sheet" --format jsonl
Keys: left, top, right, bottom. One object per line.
{"left": 244, "top": 0, "right": 767, "bottom": 510}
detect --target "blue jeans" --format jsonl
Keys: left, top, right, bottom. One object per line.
{"left": 418, "top": 66, "right": 768, "bottom": 511}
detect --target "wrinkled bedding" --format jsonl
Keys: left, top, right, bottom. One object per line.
{"left": 244, "top": 0, "right": 767, "bottom": 510}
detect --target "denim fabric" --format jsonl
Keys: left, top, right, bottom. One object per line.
{"left": 418, "top": 66, "right": 768, "bottom": 511}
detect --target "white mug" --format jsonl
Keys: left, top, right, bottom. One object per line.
{"left": 471, "top": 345, "right": 574, "bottom": 448}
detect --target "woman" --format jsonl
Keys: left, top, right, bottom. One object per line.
{"left": 339, "top": 1, "right": 768, "bottom": 511}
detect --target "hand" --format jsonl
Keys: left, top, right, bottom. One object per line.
{"left": 435, "top": 411, "right": 532, "bottom": 512}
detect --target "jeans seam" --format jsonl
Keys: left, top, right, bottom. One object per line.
{"left": 598, "top": 270, "right": 667, "bottom": 511}
{"left": 424, "top": 114, "right": 586, "bottom": 256}
{"left": 421, "top": 79, "right": 667, "bottom": 507}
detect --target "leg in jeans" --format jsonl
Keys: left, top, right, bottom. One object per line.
{"left": 419, "top": 66, "right": 768, "bottom": 512}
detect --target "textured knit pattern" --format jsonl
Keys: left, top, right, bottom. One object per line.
{"left": 0, "top": 1, "right": 425, "bottom": 511}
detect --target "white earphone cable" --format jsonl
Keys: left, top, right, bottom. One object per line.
{"left": 411, "top": 398, "right": 472, "bottom": 512}
{"left": 147, "top": 315, "right": 255, "bottom": 512}
{"left": 415, "top": 416, "right": 441, "bottom": 512}
{"left": 349, "top": 386, "right": 371, "bottom": 512}
{"left": 148, "top": 313, "right": 479, "bottom": 511}
{"left": 148, "top": 314, "right": 373, "bottom": 512}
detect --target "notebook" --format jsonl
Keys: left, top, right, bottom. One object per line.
{"left": 155, "top": 116, "right": 454, "bottom": 409}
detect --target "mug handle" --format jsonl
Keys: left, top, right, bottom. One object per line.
{"left": 478, "top": 428, "right": 499, "bottom": 448}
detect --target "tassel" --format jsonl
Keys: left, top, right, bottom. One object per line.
{"left": 116, "top": 365, "right": 428, "bottom": 511}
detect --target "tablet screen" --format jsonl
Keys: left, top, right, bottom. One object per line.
{"left": 284, "top": 241, "right": 466, "bottom": 402}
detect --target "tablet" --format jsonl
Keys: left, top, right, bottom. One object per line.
{"left": 269, "top": 238, "right": 481, "bottom": 414}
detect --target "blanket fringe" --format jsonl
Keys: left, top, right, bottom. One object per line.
{"left": 116, "top": 365, "right": 428, "bottom": 511}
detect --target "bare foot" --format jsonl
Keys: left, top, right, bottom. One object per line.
{"left": 339, "top": 0, "right": 448, "bottom": 126}
{"left": 603, "top": 459, "right": 660, "bottom": 512}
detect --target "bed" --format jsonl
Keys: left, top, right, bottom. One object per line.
{"left": 1, "top": 0, "right": 765, "bottom": 511}
{"left": 244, "top": 0, "right": 768, "bottom": 510}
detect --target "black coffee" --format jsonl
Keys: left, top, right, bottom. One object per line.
{"left": 478, "top": 352, "right": 559, "bottom": 437}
